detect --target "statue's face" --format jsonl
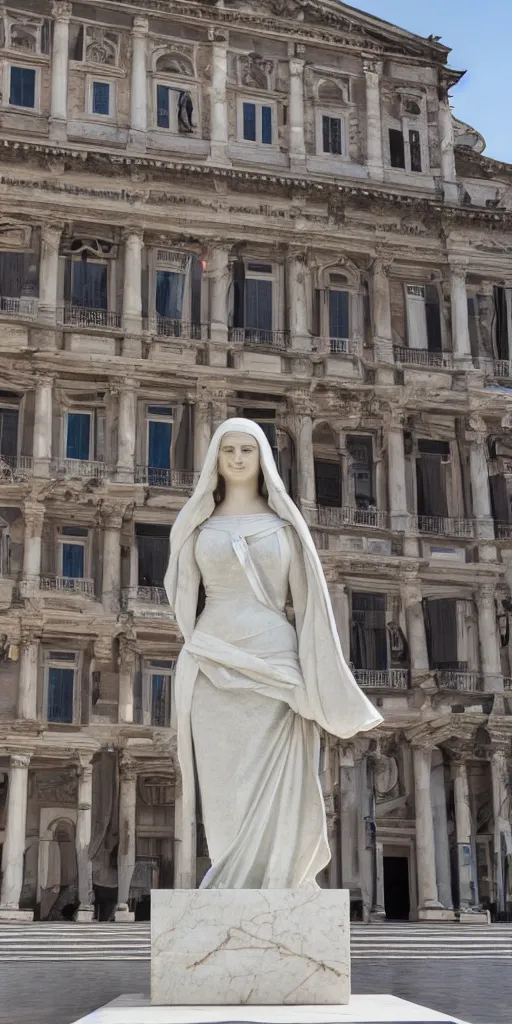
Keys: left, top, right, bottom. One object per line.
{"left": 218, "top": 432, "right": 260, "bottom": 486}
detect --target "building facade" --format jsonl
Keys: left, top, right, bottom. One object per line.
{"left": 1, "top": 0, "right": 512, "bottom": 924}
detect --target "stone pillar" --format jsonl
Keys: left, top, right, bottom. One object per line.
{"left": 115, "top": 759, "right": 137, "bottom": 922}
{"left": 17, "top": 636, "right": 39, "bottom": 721}
{"left": 372, "top": 256, "right": 394, "bottom": 379}
{"left": 38, "top": 224, "right": 62, "bottom": 325}
{"left": 289, "top": 55, "right": 306, "bottom": 169}
{"left": 102, "top": 512, "right": 122, "bottom": 615}
{"left": 386, "top": 411, "right": 408, "bottom": 533}
{"left": 129, "top": 16, "right": 148, "bottom": 150}
{"left": 21, "top": 502, "right": 44, "bottom": 596}
{"left": 453, "top": 757, "right": 477, "bottom": 913}
{"left": 122, "top": 232, "right": 143, "bottom": 336}
{"left": 49, "top": 1, "right": 71, "bottom": 141}
{"left": 208, "top": 244, "right": 230, "bottom": 346}
{"left": 33, "top": 376, "right": 53, "bottom": 477}
{"left": 450, "top": 261, "right": 473, "bottom": 369}
{"left": 194, "top": 392, "right": 211, "bottom": 472}
{"left": 467, "top": 422, "right": 496, "bottom": 561}
{"left": 208, "top": 29, "right": 230, "bottom": 164}
{"left": 330, "top": 583, "right": 350, "bottom": 655}
{"left": 412, "top": 745, "right": 442, "bottom": 917}
{"left": 292, "top": 394, "right": 316, "bottom": 511}
{"left": 363, "top": 59, "right": 384, "bottom": 182}
{"left": 438, "top": 78, "right": 458, "bottom": 203}
{"left": 0, "top": 754, "right": 33, "bottom": 920}
{"left": 491, "top": 747, "right": 508, "bottom": 917}
{"left": 476, "top": 584, "right": 503, "bottom": 692}
{"left": 116, "top": 379, "right": 138, "bottom": 483}
{"left": 118, "top": 645, "right": 136, "bottom": 724}
{"left": 288, "top": 250, "right": 311, "bottom": 351}
{"left": 174, "top": 783, "right": 196, "bottom": 889}
{"left": 211, "top": 389, "right": 227, "bottom": 433}
{"left": 339, "top": 744, "right": 357, "bottom": 891}
{"left": 431, "top": 750, "right": 454, "bottom": 912}
{"left": 400, "top": 573, "right": 431, "bottom": 680}
{"left": 75, "top": 757, "right": 94, "bottom": 922}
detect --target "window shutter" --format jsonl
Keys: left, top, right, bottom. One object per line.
{"left": 0, "top": 408, "right": 18, "bottom": 457}
{"left": 424, "top": 599, "right": 458, "bottom": 668}
{"left": 0, "top": 252, "right": 26, "bottom": 298}
{"left": 494, "top": 286, "right": 509, "bottom": 360}
{"left": 322, "top": 116, "right": 330, "bottom": 153}
{"left": 261, "top": 106, "right": 272, "bottom": 145}
{"left": 389, "top": 128, "right": 405, "bottom": 169}
{"left": 243, "top": 102, "right": 256, "bottom": 141}
{"left": 232, "top": 259, "right": 245, "bottom": 328}
{"left": 157, "top": 85, "right": 170, "bottom": 128}
{"left": 490, "top": 474, "right": 510, "bottom": 525}
{"left": 314, "top": 459, "right": 342, "bottom": 507}
{"left": 409, "top": 129, "right": 422, "bottom": 172}
{"left": 425, "top": 284, "right": 442, "bottom": 352}
{"left": 66, "top": 413, "right": 90, "bottom": 460}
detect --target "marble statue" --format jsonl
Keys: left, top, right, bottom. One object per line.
{"left": 164, "top": 418, "right": 382, "bottom": 889}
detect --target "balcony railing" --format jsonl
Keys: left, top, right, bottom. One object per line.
{"left": 394, "top": 346, "right": 453, "bottom": 369}
{"left": 330, "top": 337, "right": 350, "bottom": 355}
{"left": 411, "top": 514, "right": 475, "bottom": 538}
{"left": 229, "top": 327, "right": 290, "bottom": 350}
{"left": 438, "top": 669, "right": 483, "bottom": 692}
{"left": 0, "top": 295, "right": 38, "bottom": 319}
{"left": 497, "top": 523, "right": 512, "bottom": 540}
{"left": 145, "top": 317, "right": 209, "bottom": 341}
{"left": 355, "top": 668, "right": 409, "bottom": 690}
{"left": 313, "top": 506, "right": 389, "bottom": 530}
{"left": 39, "top": 574, "right": 95, "bottom": 596}
{"left": 56, "top": 305, "right": 122, "bottom": 330}
{"left": 503, "top": 678, "right": 512, "bottom": 691}
{"left": 51, "top": 459, "right": 109, "bottom": 480}
{"left": 121, "top": 586, "right": 172, "bottom": 611}
{"left": 478, "top": 357, "right": 512, "bottom": 380}
{"left": 0, "top": 454, "right": 33, "bottom": 479}
{"left": 135, "top": 466, "right": 198, "bottom": 490}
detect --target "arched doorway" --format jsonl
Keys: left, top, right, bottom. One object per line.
{"left": 39, "top": 816, "right": 78, "bottom": 920}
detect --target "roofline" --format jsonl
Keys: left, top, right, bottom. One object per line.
{"left": 338, "top": 0, "right": 452, "bottom": 56}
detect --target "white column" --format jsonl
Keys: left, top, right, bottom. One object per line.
{"left": 412, "top": 745, "right": 442, "bottom": 915}
{"left": 115, "top": 759, "right": 137, "bottom": 921}
{"left": 293, "top": 395, "right": 316, "bottom": 509}
{"left": 21, "top": 502, "right": 44, "bottom": 597}
{"left": 33, "top": 376, "right": 53, "bottom": 477}
{"left": 363, "top": 59, "right": 384, "bottom": 182}
{"left": 116, "top": 379, "right": 137, "bottom": 483}
{"left": 453, "top": 757, "right": 477, "bottom": 912}
{"left": 174, "top": 783, "right": 196, "bottom": 889}
{"left": 431, "top": 751, "right": 454, "bottom": 911}
{"left": 330, "top": 583, "right": 350, "bottom": 655}
{"left": 194, "top": 393, "right": 211, "bottom": 472}
{"left": 491, "top": 748, "right": 508, "bottom": 916}
{"left": 17, "top": 637, "right": 39, "bottom": 721}
{"left": 208, "top": 245, "right": 230, "bottom": 345}
{"left": 49, "top": 1, "right": 71, "bottom": 141}
{"left": 372, "top": 256, "right": 394, "bottom": 373}
{"left": 129, "top": 16, "right": 148, "bottom": 149}
{"left": 467, "top": 425, "right": 496, "bottom": 559}
{"left": 386, "top": 412, "right": 408, "bottom": 533}
{"left": 38, "top": 224, "right": 62, "bottom": 324}
{"left": 476, "top": 583, "right": 503, "bottom": 692}
{"left": 400, "top": 573, "right": 430, "bottom": 676}
{"left": 122, "top": 232, "right": 143, "bottom": 335}
{"left": 339, "top": 744, "right": 357, "bottom": 891}
{"left": 438, "top": 79, "right": 458, "bottom": 202}
{"left": 102, "top": 513, "right": 122, "bottom": 614}
{"left": 289, "top": 56, "right": 306, "bottom": 169}
{"left": 118, "top": 647, "right": 136, "bottom": 724}
{"left": 450, "top": 261, "right": 473, "bottom": 368}
{"left": 75, "top": 757, "right": 94, "bottom": 922}
{"left": 208, "top": 29, "right": 230, "bottom": 164}
{"left": 288, "top": 250, "right": 311, "bottom": 351}
{"left": 0, "top": 754, "right": 33, "bottom": 919}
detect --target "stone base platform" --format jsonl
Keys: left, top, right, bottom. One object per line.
{"left": 70, "top": 994, "right": 469, "bottom": 1024}
{"left": 151, "top": 889, "right": 350, "bottom": 1006}
{"left": 0, "top": 907, "right": 34, "bottom": 921}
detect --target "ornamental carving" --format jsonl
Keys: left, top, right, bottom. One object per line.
{"left": 35, "top": 771, "right": 77, "bottom": 806}
{"left": 239, "top": 55, "right": 274, "bottom": 91}
{"left": 138, "top": 775, "right": 175, "bottom": 805}
{"left": 85, "top": 27, "right": 119, "bottom": 67}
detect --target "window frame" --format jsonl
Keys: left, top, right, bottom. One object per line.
{"left": 243, "top": 259, "right": 276, "bottom": 333}
{"left": 8, "top": 63, "right": 38, "bottom": 111}
{"left": 64, "top": 408, "right": 106, "bottom": 463}
{"left": 85, "top": 75, "right": 115, "bottom": 120}
{"left": 315, "top": 108, "right": 348, "bottom": 160}
{"left": 142, "top": 658, "right": 176, "bottom": 727}
{"left": 145, "top": 404, "right": 174, "bottom": 474}
{"left": 43, "top": 649, "right": 82, "bottom": 725}
{"left": 404, "top": 282, "right": 444, "bottom": 353}
{"left": 152, "top": 78, "right": 199, "bottom": 134}
{"left": 236, "top": 96, "right": 277, "bottom": 148}
{"left": 57, "top": 527, "right": 90, "bottom": 581}
{"left": 70, "top": 254, "right": 110, "bottom": 311}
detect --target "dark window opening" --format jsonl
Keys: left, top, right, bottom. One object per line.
{"left": 261, "top": 105, "right": 272, "bottom": 144}
{"left": 347, "top": 435, "right": 374, "bottom": 506}
{"left": 47, "top": 666, "right": 74, "bottom": 724}
{"left": 66, "top": 413, "right": 90, "bottom": 461}
{"left": 9, "top": 66, "right": 35, "bottom": 108}
{"left": 351, "top": 592, "right": 387, "bottom": 670}
{"left": 92, "top": 81, "right": 109, "bottom": 116}
{"left": 490, "top": 474, "right": 510, "bottom": 526}
{"left": 157, "top": 84, "right": 170, "bottom": 128}
{"left": 71, "top": 260, "right": 108, "bottom": 310}
{"left": 425, "top": 284, "right": 442, "bottom": 352}
{"left": 416, "top": 439, "right": 449, "bottom": 518}
{"left": 424, "top": 598, "right": 458, "bottom": 669}
{"left": 329, "top": 289, "right": 349, "bottom": 340}
{"left": 314, "top": 459, "right": 342, "bottom": 508}
{"left": 136, "top": 524, "right": 170, "bottom": 588}
{"left": 243, "top": 102, "right": 256, "bottom": 142}
{"left": 409, "top": 129, "right": 422, "bottom": 172}
{"left": 389, "top": 128, "right": 405, "bottom": 169}
{"left": 0, "top": 407, "right": 18, "bottom": 458}
{"left": 494, "top": 286, "right": 509, "bottom": 361}
{"left": 322, "top": 115, "right": 342, "bottom": 156}
{"left": 245, "top": 278, "right": 272, "bottom": 333}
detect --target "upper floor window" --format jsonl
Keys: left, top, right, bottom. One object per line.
{"left": 69, "top": 24, "right": 120, "bottom": 67}
{"left": 58, "top": 525, "right": 89, "bottom": 580}
{"left": 322, "top": 115, "right": 343, "bottom": 156}
{"left": 236, "top": 99, "right": 274, "bottom": 146}
{"left": 347, "top": 435, "right": 374, "bottom": 508}
{"left": 44, "top": 650, "right": 80, "bottom": 724}
{"left": 65, "top": 409, "right": 105, "bottom": 462}
{"left": 231, "top": 259, "right": 281, "bottom": 342}
{"left": 90, "top": 80, "right": 111, "bottom": 117}
{"left": 64, "top": 238, "right": 116, "bottom": 313}
{"left": 136, "top": 523, "right": 170, "bottom": 588}
{"left": 387, "top": 91, "right": 427, "bottom": 174}
{"left": 143, "top": 659, "right": 176, "bottom": 727}
{"left": 146, "top": 405, "right": 173, "bottom": 483}
{"left": 152, "top": 50, "right": 197, "bottom": 134}
{"left": 405, "top": 284, "right": 442, "bottom": 351}
{"left": 9, "top": 66, "right": 35, "bottom": 108}
{"left": 351, "top": 592, "right": 388, "bottom": 671}
{"left": 0, "top": 403, "right": 18, "bottom": 458}
{"left": 2, "top": 14, "right": 51, "bottom": 55}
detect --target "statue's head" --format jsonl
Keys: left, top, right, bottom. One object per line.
{"left": 215, "top": 427, "right": 266, "bottom": 503}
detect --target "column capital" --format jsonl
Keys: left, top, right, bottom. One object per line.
{"left": 119, "top": 755, "right": 138, "bottom": 782}
{"left": 208, "top": 26, "right": 229, "bottom": 44}
{"left": 23, "top": 501, "right": 45, "bottom": 529}
{"left": 35, "top": 374, "right": 56, "bottom": 390}
{"left": 111, "top": 376, "right": 139, "bottom": 395}
{"left": 290, "top": 389, "right": 314, "bottom": 418}
{"left": 77, "top": 758, "right": 93, "bottom": 784}
{"left": 287, "top": 246, "right": 308, "bottom": 265}
{"left": 448, "top": 258, "right": 469, "bottom": 277}
{"left": 10, "top": 753, "right": 31, "bottom": 769}
{"left": 40, "top": 223, "right": 64, "bottom": 245}
{"left": 373, "top": 252, "right": 394, "bottom": 274}
{"left": 477, "top": 581, "right": 497, "bottom": 602}
{"left": 132, "top": 15, "right": 149, "bottom": 35}
{"left": 122, "top": 227, "right": 144, "bottom": 245}
{"left": 289, "top": 57, "right": 305, "bottom": 76}
{"left": 51, "top": 1, "right": 72, "bottom": 22}
{"left": 363, "top": 57, "right": 383, "bottom": 77}
{"left": 383, "top": 406, "right": 405, "bottom": 431}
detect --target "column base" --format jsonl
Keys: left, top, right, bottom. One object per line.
{"left": 128, "top": 130, "right": 147, "bottom": 151}
{"left": 75, "top": 905, "right": 95, "bottom": 923}
{"left": 458, "top": 910, "right": 490, "bottom": 924}
{"left": 114, "top": 905, "right": 135, "bottom": 922}
{"left": 0, "top": 907, "right": 34, "bottom": 921}
{"left": 207, "top": 144, "right": 231, "bottom": 166}
{"left": 443, "top": 181, "right": 459, "bottom": 204}
{"left": 418, "top": 907, "right": 456, "bottom": 922}
{"left": 48, "top": 117, "right": 67, "bottom": 143}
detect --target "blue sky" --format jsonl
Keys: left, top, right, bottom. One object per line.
{"left": 348, "top": 1, "right": 511, "bottom": 163}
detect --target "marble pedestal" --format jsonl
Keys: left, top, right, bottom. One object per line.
{"left": 151, "top": 889, "right": 350, "bottom": 1007}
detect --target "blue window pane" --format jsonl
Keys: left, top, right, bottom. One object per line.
{"left": 0, "top": 408, "right": 18, "bottom": 457}
{"left": 329, "top": 290, "right": 349, "bottom": 339}
{"left": 157, "top": 84, "right": 170, "bottom": 128}
{"left": 148, "top": 420, "right": 172, "bottom": 469}
{"left": 66, "top": 413, "right": 90, "bottom": 460}
{"left": 245, "top": 279, "right": 272, "bottom": 331}
{"left": 72, "top": 262, "right": 107, "bottom": 309}
{"left": 156, "top": 271, "right": 184, "bottom": 319}
{"left": 47, "top": 667, "right": 74, "bottom": 723}
{"left": 243, "top": 102, "right": 256, "bottom": 142}
{"left": 10, "top": 67, "right": 35, "bottom": 108}
{"left": 152, "top": 674, "right": 170, "bottom": 726}
{"left": 261, "top": 106, "right": 272, "bottom": 145}
{"left": 92, "top": 81, "right": 110, "bottom": 116}
{"left": 62, "top": 543, "right": 84, "bottom": 579}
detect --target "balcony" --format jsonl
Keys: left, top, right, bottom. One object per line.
{"left": 503, "top": 678, "right": 512, "bottom": 691}
{"left": 135, "top": 466, "right": 198, "bottom": 491}
{"left": 437, "top": 669, "right": 483, "bottom": 692}
{"left": 411, "top": 514, "right": 475, "bottom": 539}
{"left": 121, "top": 586, "right": 174, "bottom": 618}
{"left": 354, "top": 669, "right": 409, "bottom": 690}
{"left": 228, "top": 327, "right": 290, "bottom": 350}
{"left": 394, "top": 346, "right": 453, "bottom": 369}
{"left": 144, "top": 317, "right": 209, "bottom": 341}
{"left": 56, "top": 306, "right": 122, "bottom": 330}
{"left": 477, "top": 357, "right": 512, "bottom": 381}
{"left": 0, "top": 454, "right": 33, "bottom": 480}
{"left": 496, "top": 523, "right": 512, "bottom": 540}
{"left": 51, "top": 459, "right": 110, "bottom": 481}
{"left": 0, "top": 296, "right": 38, "bottom": 320}
{"left": 313, "top": 506, "right": 390, "bottom": 530}
{"left": 39, "top": 574, "right": 95, "bottom": 597}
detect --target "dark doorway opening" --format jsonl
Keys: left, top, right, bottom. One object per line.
{"left": 384, "top": 855, "right": 410, "bottom": 920}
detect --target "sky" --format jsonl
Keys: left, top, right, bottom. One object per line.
{"left": 347, "top": 0, "right": 511, "bottom": 163}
